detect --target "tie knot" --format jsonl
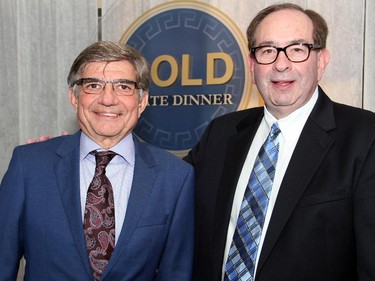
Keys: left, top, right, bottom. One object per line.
{"left": 269, "top": 123, "right": 281, "bottom": 140}
{"left": 93, "top": 151, "right": 117, "bottom": 168}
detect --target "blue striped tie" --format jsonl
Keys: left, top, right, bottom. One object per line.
{"left": 224, "top": 123, "right": 281, "bottom": 281}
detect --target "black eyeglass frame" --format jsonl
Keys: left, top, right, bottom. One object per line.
{"left": 250, "top": 43, "right": 322, "bottom": 65}
{"left": 71, "top": 77, "right": 139, "bottom": 96}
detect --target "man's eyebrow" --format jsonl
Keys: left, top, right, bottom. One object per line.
{"left": 256, "top": 39, "right": 309, "bottom": 46}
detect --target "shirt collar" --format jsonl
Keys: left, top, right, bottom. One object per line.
{"left": 263, "top": 87, "right": 319, "bottom": 141}
{"left": 79, "top": 132, "right": 135, "bottom": 167}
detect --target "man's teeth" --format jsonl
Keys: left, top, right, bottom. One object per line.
{"left": 101, "top": 113, "right": 118, "bottom": 116}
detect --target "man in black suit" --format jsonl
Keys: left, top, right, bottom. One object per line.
{"left": 185, "top": 3, "right": 375, "bottom": 281}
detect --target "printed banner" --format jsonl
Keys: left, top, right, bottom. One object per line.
{"left": 120, "top": 1, "right": 252, "bottom": 155}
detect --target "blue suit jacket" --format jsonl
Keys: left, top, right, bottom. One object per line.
{"left": 0, "top": 131, "right": 195, "bottom": 280}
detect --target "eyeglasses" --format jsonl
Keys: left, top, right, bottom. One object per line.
{"left": 251, "top": 43, "right": 321, "bottom": 65}
{"left": 71, "top": 78, "right": 139, "bottom": 96}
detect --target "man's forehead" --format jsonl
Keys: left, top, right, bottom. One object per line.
{"left": 81, "top": 61, "right": 136, "bottom": 76}
{"left": 255, "top": 9, "right": 314, "bottom": 44}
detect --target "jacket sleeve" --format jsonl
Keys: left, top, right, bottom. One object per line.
{"left": 0, "top": 147, "right": 25, "bottom": 280}
{"left": 354, "top": 139, "right": 375, "bottom": 281}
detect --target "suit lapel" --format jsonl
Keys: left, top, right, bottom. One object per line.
{"left": 101, "top": 137, "right": 156, "bottom": 278}
{"left": 212, "top": 109, "right": 264, "bottom": 277}
{"left": 257, "top": 89, "right": 336, "bottom": 275}
{"left": 54, "top": 131, "right": 93, "bottom": 277}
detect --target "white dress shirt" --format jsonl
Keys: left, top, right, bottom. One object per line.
{"left": 79, "top": 132, "right": 135, "bottom": 245}
{"left": 222, "top": 88, "right": 319, "bottom": 279}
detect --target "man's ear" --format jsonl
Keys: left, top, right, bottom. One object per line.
{"left": 317, "top": 48, "right": 330, "bottom": 82}
{"left": 69, "top": 89, "right": 78, "bottom": 112}
{"left": 138, "top": 91, "right": 149, "bottom": 117}
{"left": 248, "top": 53, "right": 256, "bottom": 84}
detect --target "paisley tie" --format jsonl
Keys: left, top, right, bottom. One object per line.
{"left": 84, "top": 151, "right": 116, "bottom": 281}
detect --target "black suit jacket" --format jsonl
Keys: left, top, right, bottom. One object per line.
{"left": 185, "top": 87, "right": 375, "bottom": 281}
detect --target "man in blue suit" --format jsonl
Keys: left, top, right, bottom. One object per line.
{"left": 0, "top": 41, "right": 195, "bottom": 280}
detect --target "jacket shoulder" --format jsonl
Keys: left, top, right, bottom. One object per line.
{"left": 134, "top": 137, "right": 193, "bottom": 171}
